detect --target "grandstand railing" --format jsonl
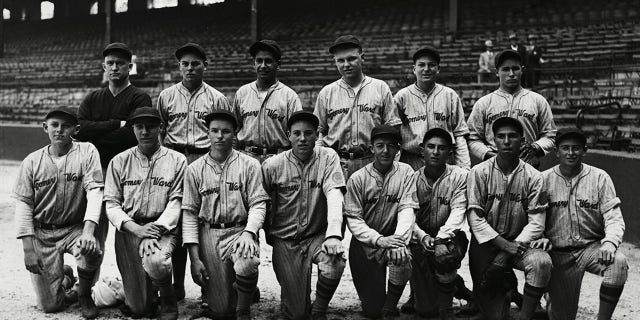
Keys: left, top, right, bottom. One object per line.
{"left": 575, "top": 101, "right": 630, "bottom": 150}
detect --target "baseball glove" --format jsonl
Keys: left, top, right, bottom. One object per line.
{"left": 433, "top": 239, "right": 463, "bottom": 274}
{"left": 477, "top": 252, "right": 518, "bottom": 297}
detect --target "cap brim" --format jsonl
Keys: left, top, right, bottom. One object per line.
{"left": 175, "top": 46, "right": 206, "bottom": 60}
{"left": 287, "top": 113, "right": 319, "bottom": 129}
{"left": 103, "top": 48, "right": 132, "bottom": 59}
{"left": 46, "top": 110, "right": 78, "bottom": 123}
{"left": 329, "top": 42, "right": 361, "bottom": 54}
{"left": 249, "top": 42, "right": 281, "bottom": 59}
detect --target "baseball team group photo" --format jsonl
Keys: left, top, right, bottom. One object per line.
{"left": 0, "top": 0, "right": 639, "bottom": 320}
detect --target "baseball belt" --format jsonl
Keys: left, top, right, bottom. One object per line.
{"left": 168, "top": 145, "right": 209, "bottom": 155}
{"left": 33, "top": 220, "right": 77, "bottom": 230}
{"left": 200, "top": 220, "right": 247, "bottom": 229}
{"left": 335, "top": 149, "right": 373, "bottom": 160}
{"left": 244, "top": 146, "right": 288, "bottom": 156}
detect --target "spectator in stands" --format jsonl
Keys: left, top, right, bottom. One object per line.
{"left": 76, "top": 42, "right": 152, "bottom": 170}
{"left": 507, "top": 34, "right": 527, "bottom": 86}
{"left": 477, "top": 40, "right": 495, "bottom": 83}
{"left": 525, "top": 34, "right": 544, "bottom": 88}
{"left": 156, "top": 42, "right": 232, "bottom": 304}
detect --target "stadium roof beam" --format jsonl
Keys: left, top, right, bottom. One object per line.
{"left": 449, "top": 0, "right": 458, "bottom": 34}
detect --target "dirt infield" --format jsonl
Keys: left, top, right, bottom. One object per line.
{"left": 0, "top": 159, "right": 638, "bottom": 320}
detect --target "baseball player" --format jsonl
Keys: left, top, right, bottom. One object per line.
{"left": 467, "top": 49, "right": 556, "bottom": 167}
{"left": 262, "top": 111, "right": 346, "bottom": 320}
{"left": 467, "top": 117, "right": 552, "bottom": 320}
{"left": 13, "top": 107, "right": 105, "bottom": 319}
{"left": 182, "top": 110, "right": 270, "bottom": 320}
{"left": 395, "top": 46, "right": 470, "bottom": 170}
{"left": 314, "top": 35, "right": 402, "bottom": 178}
{"left": 531, "top": 129, "right": 627, "bottom": 320}
{"left": 405, "top": 128, "right": 469, "bottom": 320}
{"left": 232, "top": 39, "right": 303, "bottom": 162}
{"left": 157, "top": 42, "right": 232, "bottom": 300}
{"left": 103, "top": 107, "right": 187, "bottom": 320}
{"left": 344, "top": 125, "right": 417, "bottom": 318}
{"left": 76, "top": 42, "right": 152, "bottom": 170}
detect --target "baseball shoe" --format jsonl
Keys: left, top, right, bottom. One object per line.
{"left": 79, "top": 295, "right": 99, "bottom": 319}
{"left": 174, "top": 283, "right": 185, "bottom": 302}
{"left": 311, "top": 312, "right": 328, "bottom": 320}
{"left": 381, "top": 307, "right": 400, "bottom": 319}
{"left": 252, "top": 287, "right": 260, "bottom": 303}
{"left": 457, "top": 300, "right": 479, "bottom": 316}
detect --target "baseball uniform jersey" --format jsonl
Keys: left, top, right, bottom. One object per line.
{"left": 233, "top": 81, "right": 302, "bottom": 150}
{"left": 467, "top": 88, "right": 557, "bottom": 160}
{"left": 395, "top": 84, "right": 470, "bottom": 169}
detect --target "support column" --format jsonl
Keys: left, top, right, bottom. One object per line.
{"left": 250, "top": 0, "right": 260, "bottom": 42}
{"left": 448, "top": 0, "right": 458, "bottom": 35}
{"left": 104, "top": 0, "right": 111, "bottom": 44}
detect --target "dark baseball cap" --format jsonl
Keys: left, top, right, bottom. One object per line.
{"left": 249, "top": 40, "right": 282, "bottom": 60}
{"left": 422, "top": 128, "right": 454, "bottom": 147}
{"left": 371, "top": 125, "right": 402, "bottom": 144}
{"left": 492, "top": 117, "right": 524, "bottom": 136}
{"left": 555, "top": 128, "right": 586, "bottom": 146}
{"left": 45, "top": 106, "right": 78, "bottom": 124}
{"left": 287, "top": 110, "right": 319, "bottom": 130}
{"left": 103, "top": 42, "right": 132, "bottom": 60}
{"left": 413, "top": 46, "right": 441, "bottom": 64}
{"left": 204, "top": 109, "right": 238, "bottom": 129}
{"left": 127, "top": 107, "right": 161, "bottom": 124}
{"left": 175, "top": 43, "right": 207, "bottom": 61}
{"left": 494, "top": 49, "right": 522, "bottom": 68}
{"left": 329, "top": 35, "right": 362, "bottom": 54}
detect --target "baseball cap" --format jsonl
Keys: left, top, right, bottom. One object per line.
{"left": 422, "top": 128, "right": 454, "bottom": 147}
{"left": 484, "top": 40, "right": 494, "bottom": 47}
{"left": 204, "top": 109, "right": 238, "bottom": 129}
{"left": 492, "top": 117, "right": 524, "bottom": 136}
{"left": 370, "top": 125, "right": 402, "bottom": 144}
{"left": 127, "top": 107, "right": 161, "bottom": 124}
{"left": 494, "top": 49, "right": 523, "bottom": 68}
{"left": 175, "top": 43, "right": 207, "bottom": 61}
{"left": 103, "top": 42, "right": 132, "bottom": 60}
{"left": 412, "top": 46, "right": 441, "bottom": 64}
{"left": 45, "top": 106, "right": 78, "bottom": 124}
{"left": 249, "top": 40, "right": 282, "bottom": 60}
{"left": 555, "top": 128, "right": 587, "bottom": 146}
{"left": 287, "top": 110, "right": 319, "bottom": 130}
{"left": 329, "top": 35, "right": 362, "bottom": 54}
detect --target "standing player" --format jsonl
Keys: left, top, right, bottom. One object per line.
{"left": 344, "top": 125, "right": 417, "bottom": 318}
{"left": 395, "top": 46, "right": 470, "bottom": 170}
{"left": 262, "top": 111, "right": 346, "bottom": 320}
{"left": 13, "top": 107, "right": 105, "bottom": 319}
{"left": 314, "top": 35, "right": 401, "bottom": 178}
{"left": 233, "top": 39, "right": 302, "bottom": 162}
{"left": 104, "top": 107, "right": 187, "bottom": 320}
{"left": 467, "top": 117, "right": 552, "bottom": 320}
{"left": 407, "top": 128, "right": 469, "bottom": 320}
{"left": 532, "top": 129, "right": 627, "bottom": 320}
{"left": 157, "top": 42, "right": 231, "bottom": 299}
{"left": 182, "top": 110, "right": 270, "bottom": 320}
{"left": 76, "top": 42, "right": 152, "bottom": 170}
{"left": 467, "top": 50, "right": 556, "bottom": 167}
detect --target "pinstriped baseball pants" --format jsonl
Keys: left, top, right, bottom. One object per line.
{"left": 114, "top": 229, "right": 177, "bottom": 316}
{"left": 271, "top": 234, "right": 346, "bottom": 319}
{"left": 198, "top": 225, "right": 260, "bottom": 318}
{"left": 30, "top": 223, "right": 104, "bottom": 313}
{"left": 547, "top": 241, "right": 628, "bottom": 320}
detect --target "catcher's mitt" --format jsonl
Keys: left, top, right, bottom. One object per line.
{"left": 477, "top": 252, "right": 518, "bottom": 297}
{"left": 433, "top": 240, "right": 463, "bottom": 273}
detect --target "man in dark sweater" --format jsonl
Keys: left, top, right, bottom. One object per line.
{"left": 76, "top": 43, "right": 152, "bottom": 169}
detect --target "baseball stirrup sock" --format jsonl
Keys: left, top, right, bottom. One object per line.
{"left": 520, "top": 283, "right": 545, "bottom": 319}
{"left": 598, "top": 284, "right": 624, "bottom": 320}
{"left": 436, "top": 280, "right": 456, "bottom": 311}
{"left": 312, "top": 275, "right": 341, "bottom": 314}
{"left": 77, "top": 267, "right": 97, "bottom": 297}
{"left": 382, "top": 281, "right": 406, "bottom": 311}
{"left": 235, "top": 273, "right": 258, "bottom": 311}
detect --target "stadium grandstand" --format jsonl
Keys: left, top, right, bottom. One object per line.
{"left": 1, "top": 0, "right": 640, "bottom": 151}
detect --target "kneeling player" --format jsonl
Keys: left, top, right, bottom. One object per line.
{"left": 344, "top": 125, "right": 417, "bottom": 318}
{"left": 532, "top": 129, "right": 627, "bottom": 320}
{"left": 13, "top": 107, "right": 105, "bottom": 319}
{"left": 409, "top": 128, "right": 469, "bottom": 320}
{"left": 104, "top": 107, "right": 187, "bottom": 320}
{"left": 182, "top": 110, "right": 270, "bottom": 320}
{"left": 467, "top": 117, "right": 552, "bottom": 320}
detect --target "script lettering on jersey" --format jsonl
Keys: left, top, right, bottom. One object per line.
{"left": 278, "top": 183, "right": 299, "bottom": 192}
{"left": 241, "top": 110, "right": 260, "bottom": 120}
{"left": 121, "top": 179, "right": 143, "bottom": 187}
{"left": 577, "top": 199, "right": 600, "bottom": 210}
{"left": 201, "top": 187, "right": 220, "bottom": 196}
{"left": 434, "top": 112, "right": 451, "bottom": 122}
{"left": 487, "top": 192, "right": 523, "bottom": 203}
{"left": 437, "top": 196, "right": 450, "bottom": 206}
{"left": 487, "top": 110, "right": 510, "bottom": 123}
{"left": 308, "top": 180, "right": 323, "bottom": 189}
{"left": 64, "top": 173, "right": 84, "bottom": 182}
{"left": 226, "top": 182, "right": 243, "bottom": 191}
{"left": 358, "top": 103, "right": 376, "bottom": 113}
{"left": 515, "top": 109, "right": 536, "bottom": 122}
{"left": 365, "top": 194, "right": 401, "bottom": 204}
{"left": 548, "top": 200, "right": 569, "bottom": 208}
{"left": 266, "top": 109, "right": 286, "bottom": 122}
{"left": 151, "top": 176, "right": 174, "bottom": 188}
{"left": 168, "top": 112, "right": 188, "bottom": 122}
{"left": 34, "top": 177, "right": 56, "bottom": 191}
{"left": 194, "top": 110, "right": 208, "bottom": 120}
{"left": 327, "top": 107, "right": 350, "bottom": 120}
{"left": 406, "top": 114, "right": 428, "bottom": 123}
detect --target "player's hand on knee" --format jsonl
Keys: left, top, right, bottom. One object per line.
{"left": 503, "top": 240, "right": 527, "bottom": 257}
{"left": 376, "top": 235, "right": 406, "bottom": 249}
{"left": 134, "top": 223, "right": 162, "bottom": 239}
{"left": 420, "top": 234, "right": 435, "bottom": 252}
{"left": 24, "top": 250, "right": 43, "bottom": 274}
{"left": 599, "top": 242, "right": 617, "bottom": 265}
{"left": 139, "top": 238, "right": 160, "bottom": 257}
{"left": 322, "top": 237, "right": 344, "bottom": 255}
{"left": 387, "top": 247, "right": 410, "bottom": 265}
{"left": 530, "top": 238, "right": 552, "bottom": 251}
{"left": 76, "top": 233, "right": 99, "bottom": 256}
{"left": 190, "top": 259, "right": 209, "bottom": 287}
{"left": 234, "top": 231, "right": 259, "bottom": 258}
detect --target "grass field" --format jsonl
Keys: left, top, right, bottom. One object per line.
{"left": 0, "top": 159, "right": 637, "bottom": 320}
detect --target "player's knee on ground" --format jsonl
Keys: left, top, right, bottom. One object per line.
{"left": 37, "top": 289, "right": 67, "bottom": 314}
{"left": 316, "top": 252, "right": 346, "bottom": 280}
{"left": 603, "top": 251, "right": 629, "bottom": 287}
{"left": 388, "top": 262, "right": 412, "bottom": 285}
{"left": 523, "top": 249, "right": 553, "bottom": 287}
{"left": 142, "top": 249, "right": 173, "bottom": 280}
{"left": 233, "top": 255, "right": 260, "bottom": 276}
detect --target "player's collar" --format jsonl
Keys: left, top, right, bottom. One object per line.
{"left": 491, "top": 157, "right": 524, "bottom": 176}
{"left": 205, "top": 149, "right": 237, "bottom": 168}
{"left": 287, "top": 147, "right": 318, "bottom": 166}
{"left": 552, "top": 163, "right": 590, "bottom": 180}
{"left": 410, "top": 83, "right": 440, "bottom": 98}
{"left": 178, "top": 81, "right": 205, "bottom": 96}
{"left": 251, "top": 80, "right": 280, "bottom": 93}
{"left": 419, "top": 164, "right": 451, "bottom": 185}
{"left": 496, "top": 87, "right": 526, "bottom": 98}
{"left": 367, "top": 161, "right": 398, "bottom": 179}
{"left": 338, "top": 75, "right": 370, "bottom": 91}
{"left": 134, "top": 145, "right": 166, "bottom": 161}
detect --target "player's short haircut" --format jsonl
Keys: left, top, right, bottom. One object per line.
{"left": 494, "top": 50, "right": 522, "bottom": 69}
{"left": 250, "top": 40, "right": 282, "bottom": 61}
{"left": 287, "top": 110, "right": 319, "bottom": 130}
{"left": 492, "top": 117, "right": 524, "bottom": 136}
{"left": 422, "top": 128, "right": 453, "bottom": 148}
{"left": 204, "top": 110, "right": 238, "bottom": 130}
